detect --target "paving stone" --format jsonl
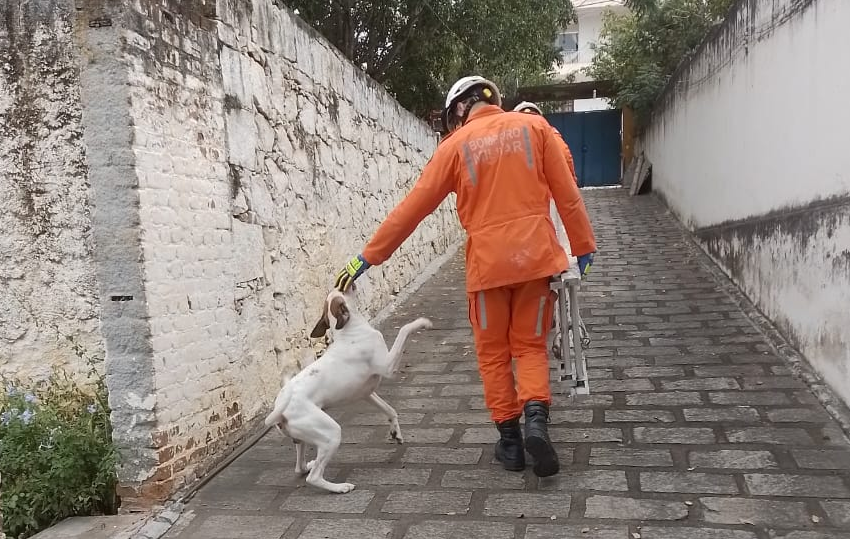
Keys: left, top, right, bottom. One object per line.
{"left": 550, "top": 427, "right": 624, "bottom": 443}
{"left": 460, "top": 427, "right": 498, "bottom": 444}
{"left": 524, "top": 524, "right": 628, "bottom": 539}
{"left": 700, "top": 497, "right": 811, "bottom": 527}
{"left": 655, "top": 356, "right": 723, "bottom": 365}
{"left": 744, "top": 473, "right": 850, "bottom": 498}
{"left": 404, "top": 521, "right": 515, "bottom": 539}
{"left": 298, "top": 519, "right": 393, "bottom": 539}
{"left": 538, "top": 470, "right": 629, "bottom": 492}
{"left": 256, "top": 468, "right": 341, "bottom": 487}
{"left": 402, "top": 447, "right": 482, "bottom": 464}
{"left": 640, "top": 472, "right": 738, "bottom": 494}
{"left": 768, "top": 532, "right": 850, "bottom": 539}
{"left": 606, "top": 409, "right": 676, "bottom": 423}
{"left": 411, "top": 374, "right": 471, "bottom": 384}
{"left": 623, "top": 366, "right": 686, "bottom": 378}
{"left": 183, "top": 515, "right": 295, "bottom": 538}
{"left": 693, "top": 365, "right": 766, "bottom": 377}
{"left": 396, "top": 398, "right": 461, "bottom": 410}
{"left": 441, "top": 468, "right": 526, "bottom": 489}
{"left": 334, "top": 447, "right": 398, "bottom": 463}
{"left": 662, "top": 378, "right": 740, "bottom": 391}
{"left": 405, "top": 362, "right": 449, "bottom": 372}
{"left": 589, "top": 357, "right": 650, "bottom": 368}
{"left": 627, "top": 392, "right": 704, "bottom": 406}
{"left": 553, "top": 393, "right": 615, "bottom": 407}
{"left": 639, "top": 526, "right": 757, "bottom": 539}
{"left": 689, "top": 450, "right": 778, "bottom": 469}
{"left": 484, "top": 493, "right": 571, "bottom": 518}
{"left": 440, "top": 384, "right": 484, "bottom": 396}
{"left": 346, "top": 468, "right": 431, "bottom": 486}
{"left": 549, "top": 409, "right": 594, "bottom": 423}
{"left": 822, "top": 501, "right": 850, "bottom": 526}
{"left": 584, "top": 495, "right": 689, "bottom": 520}
{"left": 821, "top": 425, "right": 850, "bottom": 446}
{"left": 726, "top": 427, "right": 815, "bottom": 446}
{"left": 634, "top": 427, "right": 717, "bottom": 444}
{"left": 281, "top": 490, "right": 375, "bottom": 513}
{"left": 401, "top": 428, "right": 455, "bottom": 443}
{"left": 683, "top": 407, "right": 760, "bottom": 422}
{"left": 192, "top": 488, "right": 279, "bottom": 511}
{"left": 590, "top": 447, "right": 674, "bottom": 467}
{"left": 792, "top": 449, "right": 850, "bottom": 469}
{"left": 742, "top": 377, "right": 806, "bottom": 390}
{"left": 592, "top": 379, "right": 655, "bottom": 392}
{"left": 342, "top": 427, "right": 381, "bottom": 443}
{"left": 348, "top": 412, "right": 424, "bottom": 425}
{"left": 375, "top": 386, "right": 435, "bottom": 398}
{"left": 709, "top": 391, "right": 791, "bottom": 405}
{"left": 431, "top": 412, "right": 493, "bottom": 424}
{"left": 382, "top": 491, "right": 472, "bottom": 515}
{"left": 767, "top": 408, "right": 831, "bottom": 423}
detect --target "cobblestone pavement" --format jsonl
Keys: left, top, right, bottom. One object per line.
{"left": 164, "top": 189, "right": 850, "bottom": 539}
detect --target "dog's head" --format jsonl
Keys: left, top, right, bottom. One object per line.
{"left": 310, "top": 289, "right": 354, "bottom": 338}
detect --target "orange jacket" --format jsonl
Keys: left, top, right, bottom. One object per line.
{"left": 363, "top": 104, "right": 596, "bottom": 292}
{"left": 551, "top": 127, "right": 578, "bottom": 185}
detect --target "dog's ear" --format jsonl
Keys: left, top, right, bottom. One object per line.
{"left": 310, "top": 316, "right": 329, "bottom": 338}
{"left": 329, "top": 296, "right": 350, "bottom": 330}
{"left": 310, "top": 299, "right": 331, "bottom": 338}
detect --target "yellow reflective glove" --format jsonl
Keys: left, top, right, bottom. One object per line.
{"left": 334, "top": 254, "right": 371, "bottom": 292}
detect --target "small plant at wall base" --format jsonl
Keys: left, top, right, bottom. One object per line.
{"left": 0, "top": 343, "right": 117, "bottom": 539}
{"left": 588, "top": 0, "right": 735, "bottom": 127}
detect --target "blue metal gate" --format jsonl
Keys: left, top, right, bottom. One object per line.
{"left": 545, "top": 109, "right": 622, "bottom": 187}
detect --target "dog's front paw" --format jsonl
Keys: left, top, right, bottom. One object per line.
{"left": 388, "top": 423, "right": 404, "bottom": 444}
{"left": 329, "top": 482, "right": 356, "bottom": 494}
{"left": 305, "top": 459, "right": 317, "bottom": 472}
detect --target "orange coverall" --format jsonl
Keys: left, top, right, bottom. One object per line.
{"left": 363, "top": 105, "right": 596, "bottom": 422}
{"left": 552, "top": 127, "right": 578, "bottom": 185}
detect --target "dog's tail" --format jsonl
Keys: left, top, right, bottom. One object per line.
{"left": 264, "top": 375, "right": 294, "bottom": 430}
{"left": 385, "top": 317, "right": 433, "bottom": 376}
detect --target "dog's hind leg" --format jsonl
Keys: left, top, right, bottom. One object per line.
{"left": 294, "top": 441, "right": 308, "bottom": 474}
{"left": 286, "top": 404, "right": 354, "bottom": 494}
{"left": 367, "top": 392, "right": 403, "bottom": 444}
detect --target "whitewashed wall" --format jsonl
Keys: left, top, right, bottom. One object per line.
{"left": 643, "top": 0, "right": 850, "bottom": 406}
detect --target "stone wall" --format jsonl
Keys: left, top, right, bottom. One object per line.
{"left": 1, "top": 0, "right": 458, "bottom": 507}
{"left": 0, "top": 0, "right": 103, "bottom": 378}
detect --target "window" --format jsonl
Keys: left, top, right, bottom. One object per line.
{"left": 555, "top": 31, "right": 579, "bottom": 53}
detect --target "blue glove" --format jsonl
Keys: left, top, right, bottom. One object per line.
{"left": 335, "top": 254, "right": 371, "bottom": 292}
{"left": 577, "top": 253, "right": 594, "bottom": 277}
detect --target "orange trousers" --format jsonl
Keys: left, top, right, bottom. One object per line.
{"left": 467, "top": 277, "right": 556, "bottom": 422}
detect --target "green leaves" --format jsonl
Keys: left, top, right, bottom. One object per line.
{"left": 1, "top": 355, "right": 117, "bottom": 539}
{"left": 588, "top": 0, "right": 733, "bottom": 126}
{"left": 287, "top": 0, "right": 576, "bottom": 115}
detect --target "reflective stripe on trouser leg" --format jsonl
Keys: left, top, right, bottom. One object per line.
{"left": 534, "top": 295, "right": 547, "bottom": 336}
{"left": 508, "top": 278, "right": 555, "bottom": 407}
{"left": 478, "top": 291, "right": 488, "bottom": 330}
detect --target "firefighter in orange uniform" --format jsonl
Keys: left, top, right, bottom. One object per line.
{"left": 334, "top": 77, "right": 596, "bottom": 477}
{"left": 513, "top": 100, "right": 579, "bottom": 186}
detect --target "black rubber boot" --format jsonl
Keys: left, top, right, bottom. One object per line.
{"left": 494, "top": 417, "right": 526, "bottom": 471}
{"left": 524, "top": 401, "right": 560, "bottom": 477}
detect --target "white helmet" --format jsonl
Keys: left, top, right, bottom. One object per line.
{"left": 513, "top": 101, "right": 543, "bottom": 115}
{"left": 444, "top": 76, "right": 502, "bottom": 110}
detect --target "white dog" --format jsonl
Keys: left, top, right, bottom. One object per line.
{"left": 264, "top": 287, "right": 431, "bottom": 493}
